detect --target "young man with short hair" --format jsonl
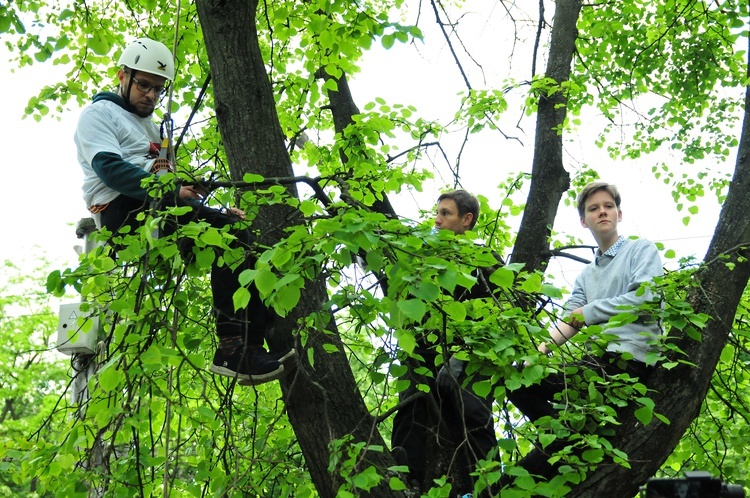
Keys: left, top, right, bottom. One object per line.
{"left": 392, "top": 189, "right": 499, "bottom": 496}
{"left": 508, "top": 181, "right": 662, "bottom": 422}
{"left": 435, "top": 189, "right": 480, "bottom": 235}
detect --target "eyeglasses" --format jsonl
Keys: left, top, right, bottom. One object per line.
{"left": 130, "top": 75, "right": 167, "bottom": 96}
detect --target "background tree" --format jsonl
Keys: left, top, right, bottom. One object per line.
{"left": 1, "top": 0, "right": 750, "bottom": 497}
{"left": 0, "top": 261, "right": 70, "bottom": 497}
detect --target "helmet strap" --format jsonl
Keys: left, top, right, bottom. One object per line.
{"left": 120, "top": 68, "right": 140, "bottom": 114}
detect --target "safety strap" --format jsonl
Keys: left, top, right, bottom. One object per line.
{"left": 88, "top": 203, "right": 110, "bottom": 214}
{"left": 162, "top": 4, "right": 182, "bottom": 497}
{"left": 160, "top": 0, "right": 181, "bottom": 171}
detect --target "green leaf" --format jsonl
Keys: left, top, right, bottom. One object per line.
{"left": 274, "top": 285, "right": 301, "bottom": 316}
{"left": 307, "top": 347, "right": 315, "bottom": 369}
{"left": 522, "top": 364, "right": 544, "bottom": 383}
{"left": 299, "top": 199, "right": 322, "bottom": 216}
{"left": 634, "top": 405, "right": 653, "bottom": 425}
{"left": 351, "top": 465, "right": 381, "bottom": 491}
{"left": 238, "top": 269, "right": 257, "bottom": 286}
{"left": 365, "top": 250, "right": 385, "bottom": 272}
{"left": 46, "top": 270, "right": 64, "bottom": 295}
{"left": 497, "top": 438, "right": 517, "bottom": 453}
{"left": 397, "top": 299, "right": 426, "bottom": 321}
{"left": 322, "top": 78, "right": 339, "bottom": 92}
{"left": 411, "top": 280, "right": 439, "bottom": 301}
{"left": 538, "top": 433, "right": 557, "bottom": 449}
{"left": 195, "top": 247, "right": 215, "bottom": 269}
{"left": 388, "top": 477, "right": 407, "bottom": 491}
{"left": 582, "top": 448, "right": 604, "bottom": 463}
{"left": 381, "top": 33, "right": 395, "bottom": 49}
{"left": 541, "top": 283, "right": 563, "bottom": 299}
{"left": 97, "top": 364, "right": 121, "bottom": 393}
{"left": 437, "top": 269, "right": 458, "bottom": 293}
{"left": 489, "top": 267, "right": 514, "bottom": 288}
{"left": 472, "top": 380, "right": 492, "bottom": 398}
{"left": 242, "top": 173, "right": 265, "bottom": 183}
{"left": 233, "top": 286, "right": 251, "bottom": 311}
{"left": 443, "top": 300, "right": 466, "bottom": 322}
{"left": 395, "top": 329, "right": 417, "bottom": 354}
{"left": 254, "top": 268, "right": 278, "bottom": 296}
{"left": 199, "top": 229, "right": 224, "bottom": 247}
{"left": 520, "top": 272, "right": 542, "bottom": 293}
{"left": 87, "top": 32, "right": 111, "bottom": 56}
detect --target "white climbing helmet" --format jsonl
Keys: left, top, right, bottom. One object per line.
{"left": 118, "top": 38, "right": 175, "bottom": 81}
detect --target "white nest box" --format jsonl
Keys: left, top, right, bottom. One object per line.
{"left": 56, "top": 302, "right": 100, "bottom": 355}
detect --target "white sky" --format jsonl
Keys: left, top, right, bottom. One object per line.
{"left": 0, "top": 2, "right": 728, "bottom": 289}
{"left": 1, "top": 62, "right": 87, "bottom": 271}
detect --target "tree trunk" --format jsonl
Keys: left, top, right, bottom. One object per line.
{"left": 510, "top": 0, "right": 581, "bottom": 270}
{"left": 196, "top": 1, "right": 404, "bottom": 496}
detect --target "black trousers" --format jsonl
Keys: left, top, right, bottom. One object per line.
{"left": 391, "top": 347, "right": 497, "bottom": 493}
{"left": 99, "top": 194, "right": 273, "bottom": 344}
{"left": 507, "top": 352, "right": 653, "bottom": 423}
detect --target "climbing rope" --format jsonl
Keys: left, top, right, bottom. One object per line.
{"left": 162, "top": 2, "right": 182, "bottom": 497}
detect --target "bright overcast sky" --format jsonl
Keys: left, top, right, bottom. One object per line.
{"left": 0, "top": 2, "right": 727, "bottom": 286}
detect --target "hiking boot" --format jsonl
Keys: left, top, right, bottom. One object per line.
{"left": 209, "top": 345, "right": 284, "bottom": 385}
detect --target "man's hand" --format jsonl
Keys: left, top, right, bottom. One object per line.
{"left": 565, "top": 308, "right": 585, "bottom": 329}
{"left": 538, "top": 318, "right": 582, "bottom": 356}
{"left": 179, "top": 185, "right": 206, "bottom": 200}
{"left": 225, "top": 207, "right": 245, "bottom": 220}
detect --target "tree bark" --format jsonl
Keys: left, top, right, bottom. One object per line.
{"left": 196, "top": 1, "right": 403, "bottom": 496}
{"left": 510, "top": 0, "right": 581, "bottom": 271}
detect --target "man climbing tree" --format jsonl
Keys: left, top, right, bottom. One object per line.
{"left": 74, "top": 37, "right": 294, "bottom": 385}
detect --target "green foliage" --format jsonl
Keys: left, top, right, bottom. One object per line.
{"left": 5, "top": 0, "right": 750, "bottom": 495}
{"left": 575, "top": 0, "right": 743, "bottom": 217}
{"left": 0, "top": 261, "right": 71, "bottom": 497}
{"left": 658, "top": 283, "right": 750, "bottom": 491}
{"left": 17, "top": 188, "right": 743, "bottom": 497}
{"left": 13, "top": 218, "right": 314, "bottom": 497}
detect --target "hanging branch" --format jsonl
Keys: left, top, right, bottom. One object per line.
{"left": 197, "top": 174, "right": 332, "bottom": 209}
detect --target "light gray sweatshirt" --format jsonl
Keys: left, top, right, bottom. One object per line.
{"left": 566, "top": 237, "right": 663, "bottom": 362}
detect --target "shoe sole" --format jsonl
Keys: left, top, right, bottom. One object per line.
{"left": 209, "top": 364, "right": 251, "bottom": 381}
{"left": 237, "top": 364, "right": 285, "bottom": 386}
{"left": 276, "top": 348, "right": 298, "bottom": 364}
{"left": 209, "top": 364, "right": 284, "bottom": 385}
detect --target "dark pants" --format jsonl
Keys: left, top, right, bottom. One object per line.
{"left": 507, "top": 352, "right": 653, "bottom": 423}
{"left": 99, "top": 194, "right": 273, "bottom": 344}
{"left": 391, "top": 348, "right": 497, "bottom": 493}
